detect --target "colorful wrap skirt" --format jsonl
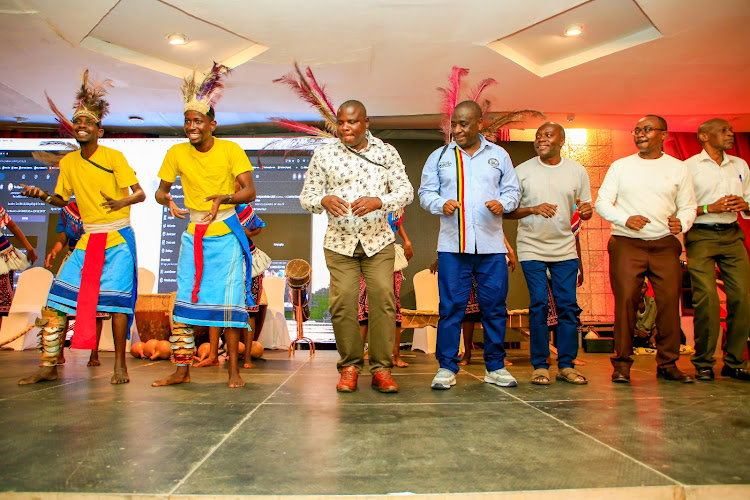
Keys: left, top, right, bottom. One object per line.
{"left": 46, "top": 228, "right": 137, "bottom": 317}
{"left": 358, "top": 270, "right": 403, "bottom": 325}
{"left": 246, "top": 275, "right": 264, "bottom": 314}
{"left": 172, "top": 222, "right": 251, "bottom": 328}
{"left": 0, "top": 271, "right": 14, "bottom": 315}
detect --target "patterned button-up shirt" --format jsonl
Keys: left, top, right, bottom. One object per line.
{"left": 299, "top": 133, "right": 414, "bottom": 257}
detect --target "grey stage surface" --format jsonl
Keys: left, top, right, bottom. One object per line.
{"left": 1, "top": 347, "right": 749, "bottom": 499}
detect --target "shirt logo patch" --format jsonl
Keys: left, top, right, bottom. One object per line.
{"left": 438, "top": 161, "right": 451, "bottom": 169}
{"left": 488, "top": 158, "right": 500, "bottom": 167}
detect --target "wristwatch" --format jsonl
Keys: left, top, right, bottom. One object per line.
{"left": 44, "top": 193, "right": 52, "bottom": 203}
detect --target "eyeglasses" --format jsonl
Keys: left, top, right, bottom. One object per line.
{"left": 632, "top": 126, "right": 666, "bottom": 135}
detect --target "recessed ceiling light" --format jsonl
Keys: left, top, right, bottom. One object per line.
{"left": 166, "top": 33, "right": 189, "bottom": 45}
{"left": 564, "top": 24, "right": 585, "bottom": 37}
{"left": 128, "top": 116, "right": 144, "bottom": 123}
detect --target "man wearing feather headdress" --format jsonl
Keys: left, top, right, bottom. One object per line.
{"left": 151, "top": 63, "right": 256, "bottom": 389}
{"left": 299, "top": 100, "right": 414, "bottom": 393}
{"left": 18, "top": 70, "right": 146, "bottom": 385}
{"left": 419, "top": 100, "right": 521, "bottom": 390}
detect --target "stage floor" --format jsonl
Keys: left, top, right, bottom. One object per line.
{"left": 1, "top": 347, "right": 749, "bottom": 499}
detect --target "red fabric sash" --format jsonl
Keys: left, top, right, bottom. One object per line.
{"left": 71, "top": 232, "right": 107, "bottom": 350}
{"left": 191, "top": 223, "right": 209, "bottom": 302}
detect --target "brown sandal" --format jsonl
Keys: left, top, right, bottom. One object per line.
{"left": 531, "top": 367, "right": 551, "bottom": 385}
{"left": 556, "top": 367, "right": 588, "bottom": 385}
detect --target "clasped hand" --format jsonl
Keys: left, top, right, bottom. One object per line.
{"left": 322, "top": 195, "right": 382, "bottom": 217}
{"left": 442, "top": 199, "right": 504, "bottom": 215}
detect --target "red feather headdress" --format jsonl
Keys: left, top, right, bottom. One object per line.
{"left": 438, "top": 66, "right": 544, "bottom": 144}
{"left": 271, "top": 62, "right": 337, "bottom": 138}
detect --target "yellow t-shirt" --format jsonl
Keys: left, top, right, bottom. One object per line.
{"left": 55, "top": 146, "right": 139, "bottom": 249}
{"left": 158, "top": 138, "right": 253, "bottom": 236}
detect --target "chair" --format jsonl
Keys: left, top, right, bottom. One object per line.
{"left": 0, "top": 267, "right": 54, "bottom": 351}
{"left": 137, "top": 267, "right": 155, "bottom": 295}
{"left": 256, "top": 275, "right": 290, "bottom": 349}
{"left": 411, "top": 269, "right": 440, "bottom": 353}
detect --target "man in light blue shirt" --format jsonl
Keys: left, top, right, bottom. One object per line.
{"left": 419, "top": 100, "right": 520, "bottom": 389}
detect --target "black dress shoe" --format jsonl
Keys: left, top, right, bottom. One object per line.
{"left": 657, "top": 365, "right": 694, "bottom": 383}
{"left": 720, "top": 366, "right": 750, "bottom": 381}
{"left": 695, "top": 368, "right": 714, "bottom": 381}
{"left": 611, "top": 371, "right": 630, "bottom": 383}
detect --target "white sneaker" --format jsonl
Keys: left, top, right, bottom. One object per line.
{"left": 485, "top": 368, "right": 517, "bottom": 387}
{"left": 431, "top": 368, "right": 457, "bottom": 390}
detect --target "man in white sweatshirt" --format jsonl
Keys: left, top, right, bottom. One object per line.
{"left": 595, "top": 115, "right": 696, "bottom": 384}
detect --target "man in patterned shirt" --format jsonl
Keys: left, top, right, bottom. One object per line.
{"left": 299, "top": 100, "right": 414, "bottom": 393}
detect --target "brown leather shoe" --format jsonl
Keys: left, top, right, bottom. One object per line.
{"left": 371, "top": 369, "right": 399, "bottom": 393}
{"left": 611, "top": 370, "right": 630, "bottom": 383}
{"left": 657, "top": 365, "right": 694, "bottom": 383}
{"left": 336, "top": 366, "right": 359, "bottom": 392}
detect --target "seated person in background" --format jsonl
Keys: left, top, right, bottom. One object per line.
{"left": 634, "top": 279, "right": 657, "bottom": 349}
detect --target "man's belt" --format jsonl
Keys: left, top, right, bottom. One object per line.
{"left": 692, "top": 222, "right": 738, "bottom": 231}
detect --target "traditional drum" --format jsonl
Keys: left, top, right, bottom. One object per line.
{"left": 285, "top": 259, "right": 311, "bottom": 321}
{"left": 134, "top": 292, "right": 176, "bottom": 342}
{"left": 285, "top": 259, "right": 310, "bottom": 289}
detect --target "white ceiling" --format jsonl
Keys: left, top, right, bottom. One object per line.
{"left": 1, "top": 0, "right": 749, "bottom": 133}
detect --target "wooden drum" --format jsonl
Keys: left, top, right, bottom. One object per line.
{"left": 134, "top": 292, "right": 176, "bottom": 342}
{"left": 285, "top": 259, "right": 310, "bottom": 289}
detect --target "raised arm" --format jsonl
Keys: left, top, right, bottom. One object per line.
{"left": 6, "top": 219, "right": 37, "bottom": 264}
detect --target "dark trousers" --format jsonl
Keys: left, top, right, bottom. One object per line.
{"left": 436, "top": 252, "right": 508, "bottom": 374}
{"left": 686, "top": 225, "right": 750, "bottom": 370}
{"left": 608, "top": 235, "right": 682, "bottom": 372}
{"left": 521, "top": 259, "right": 580, "bottom": 369}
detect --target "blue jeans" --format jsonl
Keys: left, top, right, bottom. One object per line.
{"left": 520, "top": 259, "right": 579, "bottom": 369}
{"left": 436, "top": 252, "right": 508, "bottom": 373}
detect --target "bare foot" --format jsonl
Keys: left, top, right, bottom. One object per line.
{"left": 243, "top": 358, "right": 256, "bottom": 369}
{"left": 19, "top": 366, "right": 58, "bottom": 385}
{"left": 152, "top": 367, "right": 190, "bottom": 386}
{"left": 393, "top": 356, "right": 409, "bottom": 367}
{"left": 194, "top": 356, "right": 219, "bottom": 367}
{"left": 458, "top": 353, "right": 471, "bottom": 366}
{"left": 87, "top": 353, "right": 101, "bottom": 367}
{"left": 111, "top": 367, "right": 130, "bottom": 384}
{"left": 574, "top": 359, "right": 586, "bottom": 366}
{"left": 228, "top": 372, "right": 245, "bottom": 388}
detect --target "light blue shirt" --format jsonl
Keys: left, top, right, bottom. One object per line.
{"left": 418, "top": 136, "right": 520, "bottom": 254}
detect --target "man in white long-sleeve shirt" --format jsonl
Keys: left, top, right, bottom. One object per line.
{"left": 595, "top": 115, "right": 697, "bottom": 384}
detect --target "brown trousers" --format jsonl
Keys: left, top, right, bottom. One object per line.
{"left": 608, "top": 235, "right": 682, "bottom": 372}
{"left": 325, "top": 243, "right": 395, "bottom": 374}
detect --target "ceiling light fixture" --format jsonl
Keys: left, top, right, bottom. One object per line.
{"left": 564, "top": 24, "right": 585, "bottom": 37}
{"left": 128, "top": 116, "right": 144, "bottom": 123}
{"left": 166, "top": 33, "right": 188, "bottom": 45}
